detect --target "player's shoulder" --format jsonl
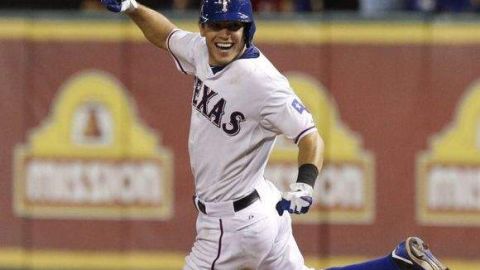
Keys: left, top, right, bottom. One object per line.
{"left": 235, "top": 48, "right": 290, "bottom": 93}
{"left": 169, "top": 28, "right": 202, "bottom": 40}
{"left": 168, "top": 29, "right": 205, "bottom": 49}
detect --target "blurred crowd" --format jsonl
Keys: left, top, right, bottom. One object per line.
{"left": 0, "top": 0, "right": 479, "bottom": 13}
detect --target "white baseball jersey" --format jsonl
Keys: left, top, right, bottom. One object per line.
{"left": 167, "top": 29, "right": 316, "bottom": 203}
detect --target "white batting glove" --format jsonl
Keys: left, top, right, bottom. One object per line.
{"left": 101, "top": 0, "right": 138, "bottom": 13}
{"left": 275, "top": 183, "right": 313, "bottom": 216}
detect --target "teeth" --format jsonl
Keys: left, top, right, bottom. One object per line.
{"left": 215, "top": 43, "right": 233, "bottom": 49}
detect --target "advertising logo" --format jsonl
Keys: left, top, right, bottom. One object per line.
{"left": 14, "top": 70, "right": 173, "bottom": 219}
{"left": 417, "top": 81, "right": 480, "bottom": 225}
{"left": 265, "top": 73, "right": 375, "bottom": 224}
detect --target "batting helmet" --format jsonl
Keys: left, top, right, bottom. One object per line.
{"left": 199, "top": 0, "right": 256, "bottom": 47}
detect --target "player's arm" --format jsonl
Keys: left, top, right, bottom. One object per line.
{"left": 297, "top": 131, "right": 324, "bottom": 177}
{"left": 276, "top": 131, "right": 324, "bottom": 216}
{"left": 100, "top": 0, "right": 176, "bottom": 50}
{"left": 126, "top": 5, "right": 176, "bottom": 50}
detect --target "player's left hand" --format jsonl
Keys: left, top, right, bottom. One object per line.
{"left": 100, "top": 0, "right": 138, "bottom": 13}
{"left": 276, "top": 183, "right": 313, "bottom": 216}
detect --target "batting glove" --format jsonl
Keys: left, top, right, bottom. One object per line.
{"left": 276, "top": 183, "right": 313, "bottom": 216}
{"left": 101, "top": 0, "right": 138, "bottom": 13}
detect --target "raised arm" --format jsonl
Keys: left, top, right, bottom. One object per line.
{"left": 126, "top": 4, "right": 176, "bottom": 50}
{"left": 101, "top": 0, "right": 176, "bottom": 50}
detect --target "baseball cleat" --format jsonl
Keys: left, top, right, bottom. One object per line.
{"left": 392, "top": 237, "right": 449, "bottom": 270}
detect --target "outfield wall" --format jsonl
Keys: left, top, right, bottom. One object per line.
{"left": 0, "top": 13, "right": 479, "bottom": 269}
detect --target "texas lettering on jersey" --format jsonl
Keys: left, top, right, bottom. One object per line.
{"left": 192, "top": 77, "right": 245, "bottom": 136}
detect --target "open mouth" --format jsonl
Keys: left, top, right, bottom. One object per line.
{"left": 215, "top": 42, "right": 234, "bottom": 51}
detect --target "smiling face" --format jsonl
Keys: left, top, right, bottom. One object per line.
{"left": 200, "top": 21, "right": 247, "bottom": 67}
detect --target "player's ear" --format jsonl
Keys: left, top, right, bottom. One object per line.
{"left": 199, "top": 23, "right": 206, "bottom": 37}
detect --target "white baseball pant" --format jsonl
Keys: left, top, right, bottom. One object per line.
{"left": 183, "top": 180, "right": 314, "bottom": 270}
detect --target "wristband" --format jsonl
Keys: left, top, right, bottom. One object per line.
{"left": 296, "top": 163, "right": 318, "bottom": 188}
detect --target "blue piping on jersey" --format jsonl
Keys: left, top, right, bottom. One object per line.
{"left": 167, "top": 29, "right": 188, "bottom": 75}
{"left": 294, "top": 126, "right": 316, "bottom": 144}
{"left": 210, "top": 45, "right": 260, "bottom": 74}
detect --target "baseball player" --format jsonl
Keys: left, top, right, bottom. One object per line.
{"left": 100, "top": 0, "right": 449, "bottom": 269}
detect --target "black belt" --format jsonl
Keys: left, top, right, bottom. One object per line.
{"left": 194, "top": 190, "right": 260, "bottom": 214}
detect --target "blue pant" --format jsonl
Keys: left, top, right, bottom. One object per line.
{"left": 327, "top": 255, "right": 400, "bottom": 270}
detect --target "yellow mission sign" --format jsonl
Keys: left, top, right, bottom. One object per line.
{"left": 14, "top": 70, "right": 174, "bottom": 220}
{"left": 417, "top": 81, "right": 480, "bottom": 226}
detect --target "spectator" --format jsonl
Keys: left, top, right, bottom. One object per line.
{"left": 252, "top": 0, "right": 284, "bottom": 12}
{"left": 406, "top": 0, "right": 480, "bottom": 12}
{"left": 173, "top": 0, "right": 200, "bottom": 10}
{"left": 0, "top": 0, "right": 80, "bottom": 9}
{"left": 252, "top": 0, "right": 323, "bottom": 12}
{"left": 406, "top": 0, "right": 435, "bottom": 12}
{"left": 142, "top": 0, "right": 175, "bottom": 10}
{"left": 80, "top": 0, "right": 105, "bottom": 11}
{"left": 473, "top": 0, "right": 480, "bottom": 11}
{"left": 438, "top": 0, "right": 473, "bottom": 12}
{"left": 293, "top": 0, "right": 323, "bottom": 12}
{"left": 323, "top": 0, "right": 358, "bottom": 10}
{"left": 359, "top": 0, "right": 404, "bottom": 16}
